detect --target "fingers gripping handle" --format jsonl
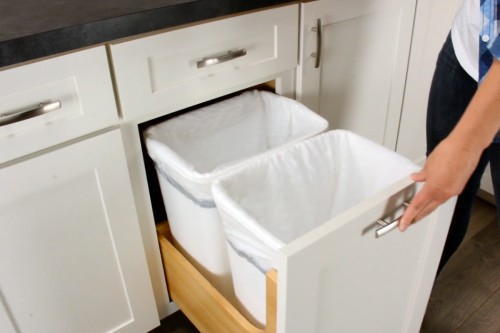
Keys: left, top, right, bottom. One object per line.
{"left": 375, "top": 202, "right": 410, "bottom": 238}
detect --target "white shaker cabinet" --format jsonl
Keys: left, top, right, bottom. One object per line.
{"left": 297, "top": 0, "right": 416, "bottom": 149}
{"left": 110, "top": 4, "right": 299, "bottom": 319}
{"left": 396, "top": 0, "right": 463, "bottom": 165}
{"left": 0, "top": 47, "right": 158, "bottom": 333}
{"left": 123, "top": 4, "right": 456, "bottom": 333}
{"left": 0, "top": 130, "right": 158, "bottom": 333}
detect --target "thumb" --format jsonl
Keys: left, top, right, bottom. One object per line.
{"left": 410, "top": 169, "right": 426, "bottom": 183}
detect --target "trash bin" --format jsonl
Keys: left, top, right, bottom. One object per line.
{"left": 144, "top": 90, "right": 328, "bottom": 301}
{"left": 211, "top": 130, "right": 420, "bottom": 326}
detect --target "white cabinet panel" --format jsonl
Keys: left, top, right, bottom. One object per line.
{"left": 276, "top": 179, "right": 456, "bottom": 333}
{"left": 297, "top": 0, "right": 416, "bottom": 148}
{"left": 110, "top": 4, "right": 298, "bottom": 122}
{"left": 0, "top": 46, "right": 118, "bottom": 164}
{"left": 0, "top": 301, "right": 16, "bottom": 333}
{"left": 396, "top": 0, "right": 463, "bottom": 164}
{"left": 480, "top": 163, "right": 495, "bottom": 197}
{"left": 0, "top": 130, "right": 158, "bottom": 333}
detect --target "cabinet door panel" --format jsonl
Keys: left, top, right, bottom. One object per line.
{"left": 396, "top": 0, "right": 463, "bottom": 165}
{"left": 0, "top": 301, "right": 16, "bottom": 333}
{"left": 110, "top": 4, "right": 298, "bottom": 122}
{"left": 0, "top": 130, "right": 158, "bottom": 333}
{"left": 275, "top": 179, "right": 456, "bottom": 333}
{"left": 297, "top": 0, "right": 416, "bottom": 149}
{"left": 0, "top": 46, "right": 118, "bottom": 164}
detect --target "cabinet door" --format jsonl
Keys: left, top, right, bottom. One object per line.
{"left": 297, "top": 0, "right": 416, "bottom": 149}
{"left": 0, "top": 130, "right": 158, "bottom": 333}
{"left": 275, "top": 179, "right": 456, "bottom": 333}
{"left": 396, "top": 0, "right": 462, "bottom": 164}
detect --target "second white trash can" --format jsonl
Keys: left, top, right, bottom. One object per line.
{"left": 211, "top": 130, "right": 424, "bottom": 327}
{"left": 143, "top": 90, "right": 328, "bottom": 302}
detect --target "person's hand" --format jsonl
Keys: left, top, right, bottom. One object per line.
{"left": 399, "top": 135, "right": 481, "bottom": 231}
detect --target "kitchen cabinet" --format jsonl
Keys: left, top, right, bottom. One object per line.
{"left": 0, "top": 130, "right": 158, "bottom": 333}
{"left": 0, "top": 47, "right": 158, "bottom": 333}
{"left": 396, "top": 0, "right": 463, "bottom": 165}
{"left": 109, "top": 4, "right": 299, "bottom": 318}
{"left": 297, "top": 0, "right": 416, "bottom": 149}
{"left": 106, "top": 2, "right": 457, "bottom": 331}
{"left": 0, "top": 1, "right": 462, "bottom": 331}
{"left": 108, "top": 2, "right": 456, "bottom": 332}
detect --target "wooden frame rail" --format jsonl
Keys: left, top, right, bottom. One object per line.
{"left": 157, "top": 223, "right": 277, "bottom": 333}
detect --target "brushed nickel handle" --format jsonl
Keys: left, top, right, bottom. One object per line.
{"left": 375, "top": 202, "right": 410, "bottom": 238}
{"left": 0, "top": 100, "right": 62, "bottom": 127}
{"left": 311, "top": 18, "right": 322, "bottom": 68}
{"left": 196, "top": 49, "right": 247, "bottom": 68}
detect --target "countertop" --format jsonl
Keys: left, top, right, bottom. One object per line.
{"left": 0, "top": 0, "right": 296, "bottom": 68}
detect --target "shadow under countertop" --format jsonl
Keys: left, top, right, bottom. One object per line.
{"left": 0, "top": 0, "right": 296, "bottom": 68}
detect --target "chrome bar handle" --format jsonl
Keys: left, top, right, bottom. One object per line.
{"left": 196, "top": 49, "right": 247, "bottom": 69}
{"left": 0, "top": 100, "right": 62, "bottom": 127}
{"left": 311, "top": 18, "right": 322, "bottom": 68}
{"left": 375, "top": 202, "right": 410, "bottom": 238}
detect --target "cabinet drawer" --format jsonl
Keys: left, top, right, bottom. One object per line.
{"left": 157, "top": 179, "right": 457, "bottom": 333}
{"left": 0, "top": 46, "right": 118, "bottom": 164}
{"left": 110, "top": 4, "right": 299, "bottom": 122}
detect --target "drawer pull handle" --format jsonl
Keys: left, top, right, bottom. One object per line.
{"left": 196, "top": 49, "right": 247, "bottom": 68}
{"left": 375, "top": 202, "right": 410, "bottom": 238}
{"left": 0, "top": 100, "right": 61, "bottom": 126}
{"left": 311, "top": 18, "right": 322, "bottom": 68}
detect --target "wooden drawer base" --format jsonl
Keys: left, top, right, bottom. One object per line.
{"left": 157, "top": 223, "right": 277, "bottom": 333}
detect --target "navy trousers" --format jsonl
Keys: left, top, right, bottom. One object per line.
{"left": 427, "top": 33, "right": 500, "bottom": 274}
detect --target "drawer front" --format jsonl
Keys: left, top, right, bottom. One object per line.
{"left": 275, "top": 179, "right": 456, "bottom": 333}
{"left": 110, "top": 4, "right": 299, "bottom": 122}
{"left": 0, "top": 47, "right": 118, "bottom": 164}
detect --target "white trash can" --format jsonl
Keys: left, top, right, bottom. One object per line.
{"left": 211, "top": 130, "right": 420, "bottom": 326}
{"left": 144, "top": 90, "right": 328, "bottom": 301}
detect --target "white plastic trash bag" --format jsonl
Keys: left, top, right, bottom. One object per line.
{"left": 144, "top": 90, "right": 328, "bottom": 203}
{"left": 212, "top": 130, "right": 420, "bottom": 273}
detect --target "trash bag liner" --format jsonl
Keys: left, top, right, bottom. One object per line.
{"left": 212, "top": 130, "right": 420, "bottom": 273}
{"left": 144, "top": 90, "right": 328, "bottom": 204}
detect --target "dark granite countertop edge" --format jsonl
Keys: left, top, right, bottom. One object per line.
{"left": 0, "top": 0, "right": 296, "bottom": 69}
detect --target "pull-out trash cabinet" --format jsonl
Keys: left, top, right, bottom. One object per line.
{"left": 212, "top": 130, "right": 457, "bottom": 332}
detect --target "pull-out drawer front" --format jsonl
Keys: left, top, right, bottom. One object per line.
{"left": 0, "top": 47, "right": 118, "bottom": 164}
{"left": 275, "top": 179, "right": 456, "bottom": 333}
{"left": 110, "top": 4, "right": 299, "bottom": 122}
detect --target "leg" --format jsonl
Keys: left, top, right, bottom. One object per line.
{"left": 437, "top": 150, "right": 489, "bottom": 273}
{"left": 425, "top": 34, "right": 489, "bottom": 274}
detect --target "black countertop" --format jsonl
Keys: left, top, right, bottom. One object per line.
{"left": 0, "top": 0, "right": 296, "bottom": 68}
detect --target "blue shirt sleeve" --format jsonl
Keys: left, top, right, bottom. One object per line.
{"left": 490, "top": 34, "right": 500, "bottom": 59}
